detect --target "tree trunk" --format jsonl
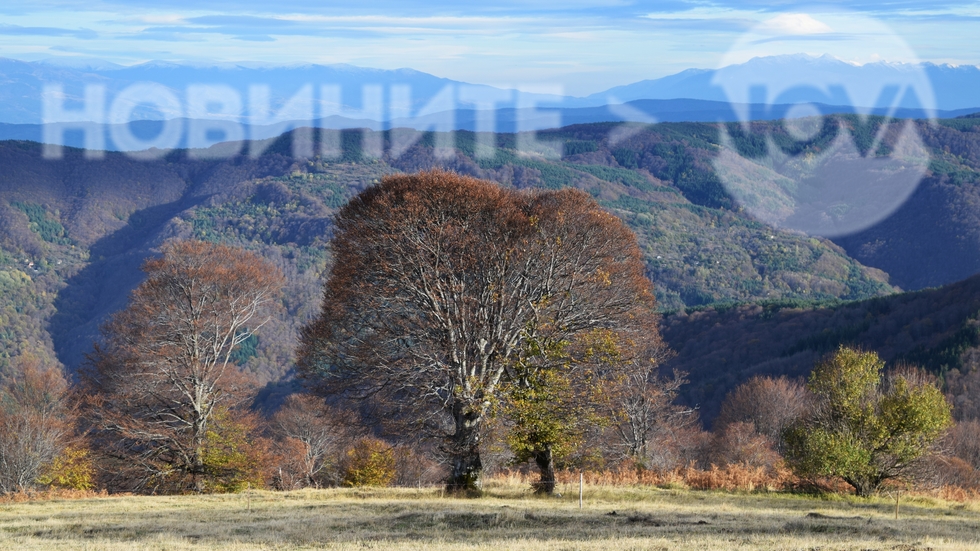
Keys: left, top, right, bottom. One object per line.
{"left": 192, "top": 424, "right": 207, "bottom": 493}
{"left": 846, "top": 475, "right": 882, "bottom": 497}
{"left": 533, "top": 444, "right": 557, "bottom": 495}
{"left": 192, "top": 455, "right": 205, "bottom": 493}
{"left": 446, "top": 403, "right": 484, "bottom": 495}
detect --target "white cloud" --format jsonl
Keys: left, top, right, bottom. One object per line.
{"left": 758, "top": 13, "right": 833, "bottom": 36}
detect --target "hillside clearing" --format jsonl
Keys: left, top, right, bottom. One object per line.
{"left": 0, "top": 484, "right": 977, "bottom": 550}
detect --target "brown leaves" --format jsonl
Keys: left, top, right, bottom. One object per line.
{"left": 80, "top": 240, "right": 284, "bottom": 493}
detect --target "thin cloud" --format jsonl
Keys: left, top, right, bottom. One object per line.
{"left": 749, "top": 33, "right": 852, "bottom": 45}
{"left": 0, "top": 24, "right": 97, "bottom": 39}
{"left": 691, "top": 0, "right": 975, "bottom": 12}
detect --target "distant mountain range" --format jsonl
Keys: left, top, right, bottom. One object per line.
{"left": 0, "top": 54, "right": 977, "bottom": 136}
{"left": 590, "top": 54, "right": 980, "bottom": 112}
{"left": 6, "top": 99, "right": 978, "bottom": 152}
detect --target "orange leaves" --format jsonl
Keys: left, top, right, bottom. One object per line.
{"left": 300, "top": 169, "right": 661, "bottom": 490}
{"left": 81, "top": 240, "right": 284, "bottom": 493}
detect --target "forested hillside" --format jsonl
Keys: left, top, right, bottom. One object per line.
{"left": 1, "top": 116, "right": 979, "bottom": 402}
{"left": 831, "top": 118, "right": 980, "bottom": 289}
{"left": 663, "top": 274, "right": 980, "bottom": 424}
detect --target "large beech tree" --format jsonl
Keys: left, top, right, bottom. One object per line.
{"left": 81, "top": 240, "right": 283, "bottom": 493}
{"left": 299, "top": 170, "right": 658, "bottom": 492}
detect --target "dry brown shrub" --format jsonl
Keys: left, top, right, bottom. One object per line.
{"left": 706, "top": 422, "right": 782, "bottom": 470}
{"left": 785, "top": 475, "right": 855, "bottom": 495}
{"left": 489, "top": 462, "right": 980, "bottom": 500}
{"left": 934, "top": 484, "right": 980, "bottom": 502}
{"left": 680, "top": 463, "right": 792, "bottom": 492}
{"left": 391, "top": 445, "right": 444, "bottom": 488}
{"left": 929, "top": 456, "right": 980, "bottom": 490}
{"left": 715, "top": 376, "right": 807, "bottom": 448}
{"left": 534, "top": 461, "right": 791, "bottom": 492}
{"left": 950, "top": 419, "right": 980, "bottom": 469}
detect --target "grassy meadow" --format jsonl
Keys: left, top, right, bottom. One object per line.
{"left": 0, "top": 481, "right": 978, "bottom": 550}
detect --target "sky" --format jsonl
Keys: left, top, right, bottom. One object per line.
{"left": 1, "top": 1, "right": 979, "bottom": 96}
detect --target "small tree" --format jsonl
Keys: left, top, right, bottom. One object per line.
{"left": 81, "top": 240, "right": 284, "bottom": 493}
{"left": 612, "top": 340, "right": 695, "bottom": 469}
{"left": 785, "top": 347, "right": 952, "bottom": 496}
{"left": 343, "top": 437, "right": 396, "bottom": 487}
{"left": 272, "top": 393, "right": 359, "bottom": 488}
{"left": 707, "top": 421, "right": 781, "bottom": 470}
{"left": 502, "top": 330, "right": 617, "bottom": 494}
{"left": 950, "top": 419, "right": 980, "bottom": 470}
{"left": 715, "top": 376, "right": 807, "bottom": 451}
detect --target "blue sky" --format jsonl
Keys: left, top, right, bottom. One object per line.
{"left": 1, "top": 1, "right": 978, "bottom": 95}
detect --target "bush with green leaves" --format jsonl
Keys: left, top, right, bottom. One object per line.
{"left": 784, "top": 347, "right": 952, "bottom": 496}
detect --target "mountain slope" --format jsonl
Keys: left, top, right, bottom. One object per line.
{"left": 833, "top": 119, "right": 980, "bottom": 289}
{"left": 0, "top": 124, "right": 897, "bottom": 378}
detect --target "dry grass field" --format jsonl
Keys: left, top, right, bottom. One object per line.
{"left": 0, "top": 481, "right": 978, "bottom": 550}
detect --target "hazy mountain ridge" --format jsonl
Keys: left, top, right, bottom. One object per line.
{"left": 1, "top": 54, "right": 978, "bottom": 128}
{"left": 592, "top": 54, "right": 980, "bottom": 112}
{"left": 6, "top": 99, "right": 977, "bottom": 152}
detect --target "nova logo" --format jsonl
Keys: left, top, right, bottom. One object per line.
{"left": 711, "top": 12, "right": 936, "bottom": 238}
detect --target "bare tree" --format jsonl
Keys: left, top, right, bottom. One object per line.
{"left": 706, "top": 422, "right": 782, "bottom": 470}
{"left": 81, "top": 240, "right": 284, "bottom": 493}
{"left": 299, "top": 170, "right": 658, "bottom": 492}
{"left": 613, "top": 341, "right": 697, "bottom": 469}
{"left": 715, "top": 376, "right": 807, "bottom": 450}
{"left": 949, "top": 419, "right": 980, "bottom": 470}
{"left": 0, "top": 356, "right": 73, "bottom": 494}
{"left": 945, "top": 358, "right": 980, "bottom": 421}
{"left": 272, "top": 393, "right": 359, "bottom": 488}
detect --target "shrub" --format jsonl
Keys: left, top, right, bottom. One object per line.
{"left": 950, "top": 419, "right": 980, "bottom": 469}
{"left": 36, "top": 446, "right": 94, "bottom": 491}
{"left": 342, "top": 438, "right": 396, "bottom": 487}
{"left": 707, "top": 422, "right": 782, "bottom": 471}
{"left": 715, "top": 376, "right": 806, "bottom": 450}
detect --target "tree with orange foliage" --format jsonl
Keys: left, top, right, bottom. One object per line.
{"left": 0, "top": 356, "right": 76, "bottom": 494}
{"left": 299, "top": 170, "right": 659, "bottom": 493}
{"left": 81, "top": 240, "right": 284, "bottom": 493}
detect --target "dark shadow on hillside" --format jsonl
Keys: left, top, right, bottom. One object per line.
{"left": 49, "top": 196, "right": 207, "bottom": 374}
